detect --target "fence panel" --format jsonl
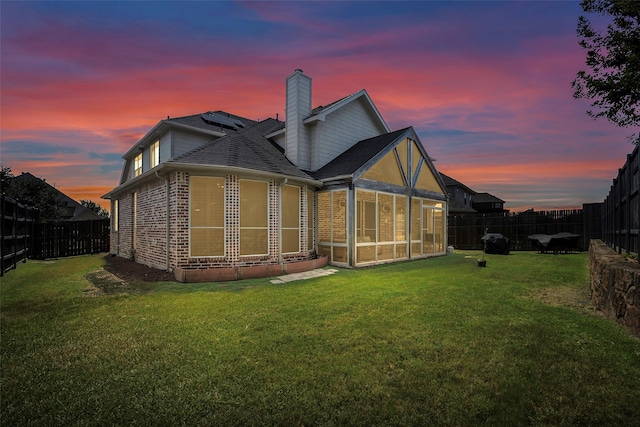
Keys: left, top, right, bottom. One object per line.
{"left": 1, "top": 194, "right": 38, "bottom": 276}
{"left": 448, "top": 208, "right": 596, "bottom": 251}
{"left": 32, "top": 219, "right": 110, "bottom": 260}
{"left": 602, "top": 145, "right": 639, "bottom": 257}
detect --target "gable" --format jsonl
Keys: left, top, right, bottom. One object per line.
{"left": 357, "top": 135, "right": 446, "bottom": 195}
{"left": 306, "top": 90, "right": 390, "bottom": 171}
{"left": 361, "top": 146, "right": 405, "bottom": 186}
{"left": 411, "top": 140, "right": 443, "bottom": 193}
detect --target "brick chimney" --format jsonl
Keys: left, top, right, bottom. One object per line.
{"left": 285, "top": 69, "right": 312, "bottom": 170}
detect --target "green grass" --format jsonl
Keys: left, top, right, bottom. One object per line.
{"left": 2, "top": 252, "right": 639, "bottom": 426}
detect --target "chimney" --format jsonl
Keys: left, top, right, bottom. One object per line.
{"left": 285, "top": 69, "right": 312, "bottom": 170}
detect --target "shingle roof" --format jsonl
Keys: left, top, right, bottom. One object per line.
{"left": 169, "top": 119, "right": 314, "bottom": 181}
{"left": 311, "top": 128, "right": 410, "bottom": 180}
{"left": 440, "top": 173, "right": 476, "bottom": 194}
{"left": 473, "top": 192, "right": 505, "bottom": 203}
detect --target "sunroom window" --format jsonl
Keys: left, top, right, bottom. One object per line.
{"left": 356, "top": 190, "right": 408, "bottom": 265}
{"left": 317, "top": 190, "right": 347, "bottom": 264}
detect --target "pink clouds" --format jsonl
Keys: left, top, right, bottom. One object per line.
{"left": 1, "top": 1, "right": 636, "bottom": 213}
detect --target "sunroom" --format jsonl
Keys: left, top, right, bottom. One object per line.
{"left": 313, "top": 127, "right": 448, "bottom": 267}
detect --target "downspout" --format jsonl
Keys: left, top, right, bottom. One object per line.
{"left": 156, "top": 171, "right": 170, "bottom": 271}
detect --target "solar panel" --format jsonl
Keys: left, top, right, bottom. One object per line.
{"left": 200, "top": 112, "right": 246, "bottom": 130}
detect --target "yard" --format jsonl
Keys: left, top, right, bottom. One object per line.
{"left": 1, "top": 252, "right": 639, "bottom": 426}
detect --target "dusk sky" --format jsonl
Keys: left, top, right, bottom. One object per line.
{"left": 2, "top": 1, "right": 637, "bottom": 212}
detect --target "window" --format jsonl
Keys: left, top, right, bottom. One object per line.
{"left": 134, "top": 153, "right": 142, "bottom": 177}
{"left": 411, "top": 198, "right": 446, "bottom": 257}
{"left": 150, "top": 141, "right": 159, "bottom": 169}
{"left": 356, "top": 190, "right": 408, "bottom": 264}
{"left": 240, "top": 180, "right": 268, "bottom": 256}
{"left": 282, "top": 185, "right": 300, "bottom": 254}
{"left": 190, "top": 176, "right": 225, "bottom": 257}
{"left": 317, "top": 190, "right": 348, "bottom": 264}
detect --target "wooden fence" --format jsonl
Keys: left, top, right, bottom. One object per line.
{"left": 1, "top": 194, "right": 38, "bottom": 276}
{"left": 2, "top": 193, "right": 110, "bottom": 275}
{"left": 602, "top": 144, "right": 639, "bottom": 257}
{"left": 32, "top": 219, "right": 110, "bottom": 260}
{"left": 448, "top": 205, "right": 602, "bottom": 251}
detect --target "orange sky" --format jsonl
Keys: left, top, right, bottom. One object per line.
{"left": 1, "top": 1, "right": 637, "bottom": 212}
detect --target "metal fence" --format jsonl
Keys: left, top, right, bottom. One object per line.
{"left": 1, "top": 194, "right": 38, "bottom": 276}
{"left": 448, "top": 205, "right": 602, "bottom": 251}
{"left": 602, "top": 144, "right": 639, "bottom": 256}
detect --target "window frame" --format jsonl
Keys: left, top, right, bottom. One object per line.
{"left": 282, "top": 184, "right": 301, "bottom": 255}
{"left": 189, "top": 176, "right": 226, "bottom": 258}
{"left": 133, "top": 153, "right": 143, "bottom": 177}
{"left": 239, "top": 179, "right": 269, "bottom": 257}
{"left": 150, "top": 140, "right": 160, "bottom": 169}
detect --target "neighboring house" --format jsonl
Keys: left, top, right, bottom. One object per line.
{"left": 440, "top": 173, "right": 477, "bottom": 214}
{"left": 472, "top": 192, "right": 508, "bottom": 213}
{"left": 12, "top": 172, "right": 103, "bottom": 221}
{"left": 103, "top": 70, "right": 448, "bottom": 282}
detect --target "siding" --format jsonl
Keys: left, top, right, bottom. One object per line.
{"left": 313, "top": 99, "right": 385, "bottom": 171}
{"left": 172, "top": 129, "right": 215, "bottom": 159}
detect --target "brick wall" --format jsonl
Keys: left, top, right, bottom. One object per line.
{"left": 114, "top": 193, "right": 133, "bottom": 259}
{"left": 134, "top": 177, "right": 168, "bottom": 270}
{"left": 176, "top": 177, "right": 316, "bottom": 271}
{"left": 110, "top": 172, "right": 318, "bottom": 272}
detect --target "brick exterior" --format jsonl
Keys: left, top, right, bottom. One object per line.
{"left": 109, "top": 172, "right": 318, "bottom": 276}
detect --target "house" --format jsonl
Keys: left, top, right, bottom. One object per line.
{"left": 103, "top": 70, "right": 448, "bottom": 282}
{"left": 472, "top": 192, "right": 508, "bottom": 213}
{"left": 440, "top": 173, "right": 476, "bottom": 214}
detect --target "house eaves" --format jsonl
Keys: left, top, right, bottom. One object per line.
{"left": 303, "top": 89, "right": 390, "bottom": 132}
{"left": 102, "top": 162, "right": 322, "bottom": 200}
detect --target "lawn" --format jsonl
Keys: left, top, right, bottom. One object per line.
{"left": 2, "top": 252, "right": 639, "bottom": 426}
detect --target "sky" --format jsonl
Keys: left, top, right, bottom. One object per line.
{"left": 1, "top": 0, "right": 637, "bottom": 212}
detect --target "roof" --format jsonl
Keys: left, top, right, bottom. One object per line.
{"left": 473, "top": 192, "right": 505, "bottom": 204}
{"left": 440, "top": 173, "right": 476, "bottom": 194}
{"left": 311, "top": 128, "right": 410, "bottom": 180}
{"left": 13, "top": 173, "right": 102, "bottom": 221}
{"left": 168, "top": 119, "right": 315, "bottom": 182}
{"left": 447, "top": 198, "right": 477, "bottom": 214}
{"left": 123, "top": 111, "right": 257, "bottom": 159}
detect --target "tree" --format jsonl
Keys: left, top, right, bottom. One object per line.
{"left": 80, "top": 199, "right": 110, "bottom": 219}
{"left": 572, "top": 0, "right": 640, "bottom": 143}
{"left": 1, "top": 165, "right": 13, "bottom": 191}
{"left": 0, "top": 165, "right": 61, "bottom": 220}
